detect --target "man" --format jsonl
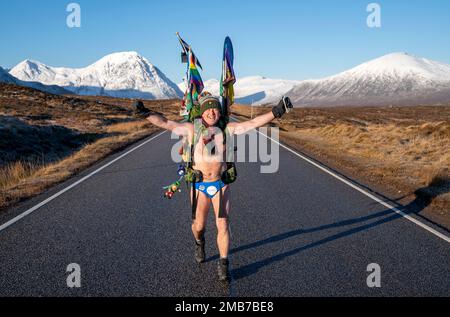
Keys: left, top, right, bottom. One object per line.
{"left": 134, "top": 95, "right": 293, "bottom": 281}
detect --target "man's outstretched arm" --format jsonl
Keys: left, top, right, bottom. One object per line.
{"left": 228, "top": 97, "right": 293, "bottom": 135}
{"left": 134, "top": 102, "right": 191, "bottom": 136}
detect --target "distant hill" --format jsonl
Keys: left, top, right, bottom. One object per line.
{"left": 0, "top": 66, "right": 71, "bottom": 95}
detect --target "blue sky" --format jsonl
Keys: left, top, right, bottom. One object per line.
{"left": 1, "top": 0, "right": 449, "bottom": 82}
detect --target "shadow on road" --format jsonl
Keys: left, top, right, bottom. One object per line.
{"left": 207, "top": 183, "right": 449, "bottom": 281}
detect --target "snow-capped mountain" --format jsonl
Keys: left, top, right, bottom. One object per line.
{"left": 287, "top": 52, "right": 450, "bottom": 107}
{"left": 178, "top": 79, "right": 221, "bottom": 96}
{"left": 1, "top": 66, "right": 71, "bottom": 95}
{"left": 234, "top": 76, "right": 301, "bottom": 104}
{"left": 10, "top": 52, "right": 183, "bottom": 100}
{"left": 178, "top": 76, "right": 300, "bottom": 105}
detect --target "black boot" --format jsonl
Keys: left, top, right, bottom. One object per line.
{"left": 194, "top": 237, "right": 205, "bottom": 264}
{"left": 217, "top": 258, "right": 230, "bottom": 282}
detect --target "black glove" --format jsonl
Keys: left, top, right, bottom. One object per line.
{"left": 272, "top": 96, "right": 293, "bottom": 118}
{"left": 133, "top": 101, "right": 162, "bottom": 119}
{"left": 133, "top": 101, "right": 150, "bottom": 119}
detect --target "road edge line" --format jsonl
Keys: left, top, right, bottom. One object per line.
{"left": 256, "top": 129, "right": 450, "bottom": 243}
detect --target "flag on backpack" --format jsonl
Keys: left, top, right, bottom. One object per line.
{"left": 220, "top": 37, "right": 235, "bottom": 119}
{"left": 177, "top": 33, "right": 203, "bottom": 70}
{"left": 185, "top": 48, "right": 204, "bottom": 115}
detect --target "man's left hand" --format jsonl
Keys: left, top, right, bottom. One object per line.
{"left": 272, "top": 96, "right": 293, "bottom": 118}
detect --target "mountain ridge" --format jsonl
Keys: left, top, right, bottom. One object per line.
{"left": 10, "top": 52, "right": 183, "bottom": 100}
{"left": 286, "top": 52, "right": 450, "bottom": 107}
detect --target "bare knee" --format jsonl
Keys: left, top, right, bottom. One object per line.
{"left": 192, "top": 220, "right": 206, "bottom": 235}
{"left": 216, "top": 218, "right": 229, "bottom": 235}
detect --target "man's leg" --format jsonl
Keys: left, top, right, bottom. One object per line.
{"left": 211, "top": 185, "right": 231, "bottom": 281}
{"left": 191, "top": 189, "right": 211, "bottom": 240}
{"left": 191, "top": 189, "right": 211, "bottom": 263}
{"left": 211, "top": 186, "right": 231, "bottom": 259}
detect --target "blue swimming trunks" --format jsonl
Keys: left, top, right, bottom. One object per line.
{"left": 195, "top": 180, "right": 226, "bottom": 198}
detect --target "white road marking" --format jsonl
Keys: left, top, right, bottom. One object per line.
{"left": 0, "top": 131, "right": 167, "bottom": 233}
{"left": 256, "top": 128, "right": 450, "bottom": 243}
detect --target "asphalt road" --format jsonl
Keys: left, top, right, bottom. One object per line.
{"left": 0, "top": 130, "right": 449, "bottom": 297}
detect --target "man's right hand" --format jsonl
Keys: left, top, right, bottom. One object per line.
{"left": 133, "top": 101, "right": 162, "bottom": 119}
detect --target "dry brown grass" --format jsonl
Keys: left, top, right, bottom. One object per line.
{"left": 106, "top": 120, "right": 152, "bottom": 134}
{"left": 286, "top": 122, "right": 450, "bottom": 207}
{"left": 0, "top": 160, "right": 43, "bottom": 190}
